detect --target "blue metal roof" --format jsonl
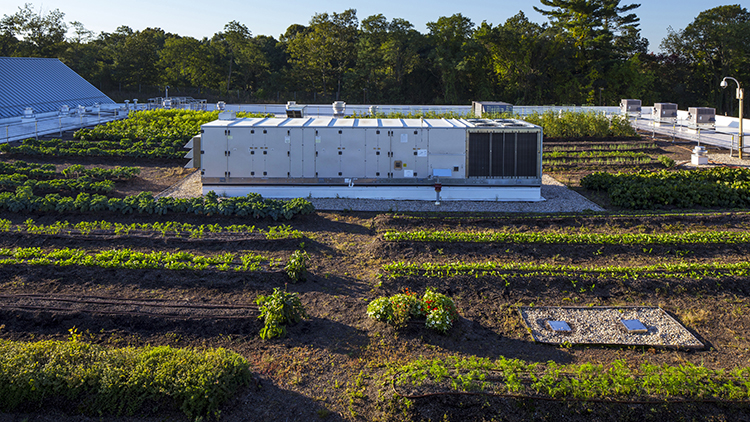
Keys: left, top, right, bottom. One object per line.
{"left": 0, "top": 57, "right": 114, "bottom": 119}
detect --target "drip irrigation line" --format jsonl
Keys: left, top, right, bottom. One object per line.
{"left": 0, "top": 293, "right": 259, "bottom": 310}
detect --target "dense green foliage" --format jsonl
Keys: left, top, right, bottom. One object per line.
{"left": 0, "top": 246, "right": 276, "bottom": 271}
{"left": 367, "top": 288, "right": 458, "bottom": 333}
{"left": 256, "top": 288, "right": 308, "bottom": 340}
{"left": 0, "top": 187, "right": 314, "bottom": 219}
{"left": 581, "top": 167, "right": 750, "bottom": 209}
{"left": 2, "top": 3, "right": 747, "bottom": 112}
{"left": 524, "top": 111, "right": 638, "bottom": 138}
{"left": 394, "top": 356, "right": 750, "bottom": 400}
{"left": 0, "top": 338, "right": 252, "bottom": 418}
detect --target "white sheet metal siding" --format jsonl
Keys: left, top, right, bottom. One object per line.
{"left": 0, "top": 57, "right": 114, "bottom": 119}
{"left": 196, "top": 117, "right": 542, "bottom": 188}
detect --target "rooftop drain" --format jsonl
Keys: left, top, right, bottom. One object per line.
{"left": 546, "top": 320, "right": 572, "bottom": 333}
{"left": 621, "top": 319, "right": 648, "bottom": 334}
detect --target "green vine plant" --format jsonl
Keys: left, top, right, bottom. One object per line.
{"left": 256, "top": 287, "right": 308, "bottom": 340}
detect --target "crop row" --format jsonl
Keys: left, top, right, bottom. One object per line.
{"left": 0, "top": 160, "right": 140, "bottom": 180}
{"left": 394, "top": 356, "right": 750, "bottom": 401}
{"left": 0, "top": 141, "right": 185, "bottom": 159}
{"left": 0, "top": 247, "right": 279, "bottom": 271}
{"left": 0, "top": 338, "right": 251, "bottom": 419}
{"left": 581, "top": 167, "right": 750, "bottom": 209}
{"left": 546, "top": 142, "right": 657, "bottom": 152}
{"left": 543, "top": 150, "right": 653, "bottom": 159}
{"left": 544, "top": 157, "right": 654, "bottom": 166}
{"left": 0, "top": 174, "right": 114, "bottom": 193}
{"left": 0, "top": 218, "right": 304, "bottom": 239}
{"left": 383, "top": 229, "right": 750, "bottom": 244}
{"left": 381, "top": 260, "right": 750, "bottom": 280}
{"left": 0, "top": 188, "right": 314, "bottom": 219}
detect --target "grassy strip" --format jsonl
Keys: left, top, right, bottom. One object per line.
{"left": 0, "top": 247, "right": 279, "bottom": 271}
{"left": 394, "top": 356, "right": 750, "bottom": 401}
{"left": 0, "top": 218, "right": 303, "bottom": 239}
{"left": 383, "top": 230, "right": 750, "bottom": 244}
{"left": 381, "top": 261, "right": 750, "bottom": 281}
{"left": 0, "top": 337, "right": 251, "bottom": 418}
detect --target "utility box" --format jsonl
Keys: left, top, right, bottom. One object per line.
{"left": 687, "top": 107, "right": 715, "bottom": 129}
{"left": 187, "top": 117, "right": 543, "bottom": 201}
{"left": 620, "top": 99, "right": 641, "bottom": 115}
{"left": 653, "top": 103, "right": 678, "bottom": 122}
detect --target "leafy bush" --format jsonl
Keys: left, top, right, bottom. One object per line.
{"left": 367, "top": 288, "right": 458, "bottom": 333}
{"left": 256, "top": 288, "right": 308, "bottom": 340}
{"left": 284, "top": 248, "right": 310, "bottom": 282}
{"left": 581, "top": 167, "right": 750, "bottom": 209}
{"left": 0, "top": 338, "right": 252, "bottom": 419}
{"left": 524, "top": 110, "right": 637, "bottom": 138}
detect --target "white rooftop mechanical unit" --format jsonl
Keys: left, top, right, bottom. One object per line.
{"left": 620, "top": 99, "right": 641, "bottom": 115}
{"left": 653, "top": 103, "right": 678, "bottom": 123}
{"left": 687, "top": 107, "right": 715, "bottom": 130}
{"left": 185, "top": 117, "right": 543, "bottom": 201}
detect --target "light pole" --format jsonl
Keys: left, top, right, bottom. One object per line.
{"left": 721, "top": 77, "right": 744, "bottom": 159}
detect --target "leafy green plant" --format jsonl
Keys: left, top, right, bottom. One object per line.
{"left": 367, "top": 288, "right": 458, "bottom": 333}
{"left": 285, "top": 248, "right": 310, "bottom": 282}
{"left": 658, "top": 155, "right": 676, "bottom": 168}
{"left": 256, "top": 287, "right": 308, "bottom": 339}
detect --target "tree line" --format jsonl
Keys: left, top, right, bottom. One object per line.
{"left": 1, "top": 2, "right": 748, "bottom": 115}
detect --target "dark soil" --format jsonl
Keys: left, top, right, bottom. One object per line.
{"left": 1, "top": 141, "right": 749, "bottom": 421}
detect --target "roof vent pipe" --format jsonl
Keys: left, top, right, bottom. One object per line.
{"left": 332, "top": 101, "right": 346, "bottom": 118}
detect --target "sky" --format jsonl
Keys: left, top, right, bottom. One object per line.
{"left": 3, "top": 0, "right": 736, "bottom": 53}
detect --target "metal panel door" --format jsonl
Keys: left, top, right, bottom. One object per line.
{"left": 226, "top": 128, "right": 253, "bottom": 178}
{"left": 340, "top": 128, "right": 366, "bottom": 178}
{"left": 265, "top": 128, "right": 290, "bottom": 178}
{"left": 414, "top": 128, "right": 429, "bottom": 178}
{"left": 390, "top": 128, "right": 416, "bottom": 178}
{"left": 302, "top": 128, "right": 316, "bottom": 177}
{"left": 201, "top": 126, "right": 228, "bottom": 178}
{"left": 289, "top": 128, "right": 305, "bottom": 178}
{"left": 314, "top": 128, "right": 341, "bottom": 178}
{"left": 246, "top": 128, "right": 264, "bottom": 177}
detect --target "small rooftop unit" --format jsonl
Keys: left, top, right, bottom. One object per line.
{"left": 620, "top": 99, "right": 641, "bottom": 115}
{"left": 472, "top": 101, "right": 513, "bottom": 118}
{"left": 687, "top": 107, "right": 715, "bottom": 130}
{"left": 653, "top": 103, "right": 677, "bottom": 123}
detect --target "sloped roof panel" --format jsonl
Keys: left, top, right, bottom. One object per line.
{"left": 0, "top": 57, "right": 114, "bottom": 119}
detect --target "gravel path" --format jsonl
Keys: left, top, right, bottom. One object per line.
{"left": 159, "top": 172, "right": 605, "bottom": 213}
{"left": 519, "top": 306, "right": 704, "bottom": 348}
{"left": 158, "top": 150, "right": 747, "bottom": 213}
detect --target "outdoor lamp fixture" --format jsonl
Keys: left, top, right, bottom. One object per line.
{"left": 721, "top": 77, "right": 744, "bottom": 159}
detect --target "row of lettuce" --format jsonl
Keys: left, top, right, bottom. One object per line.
{"left": 0, "top": 187, "right": 314, "bottom": 219}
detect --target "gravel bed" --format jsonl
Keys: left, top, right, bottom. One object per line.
{"left": 160, "top": 172, "right": 604, "bottom": 213}
{"left": 519, "top": 306, "right": 703, "bottom": 348}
